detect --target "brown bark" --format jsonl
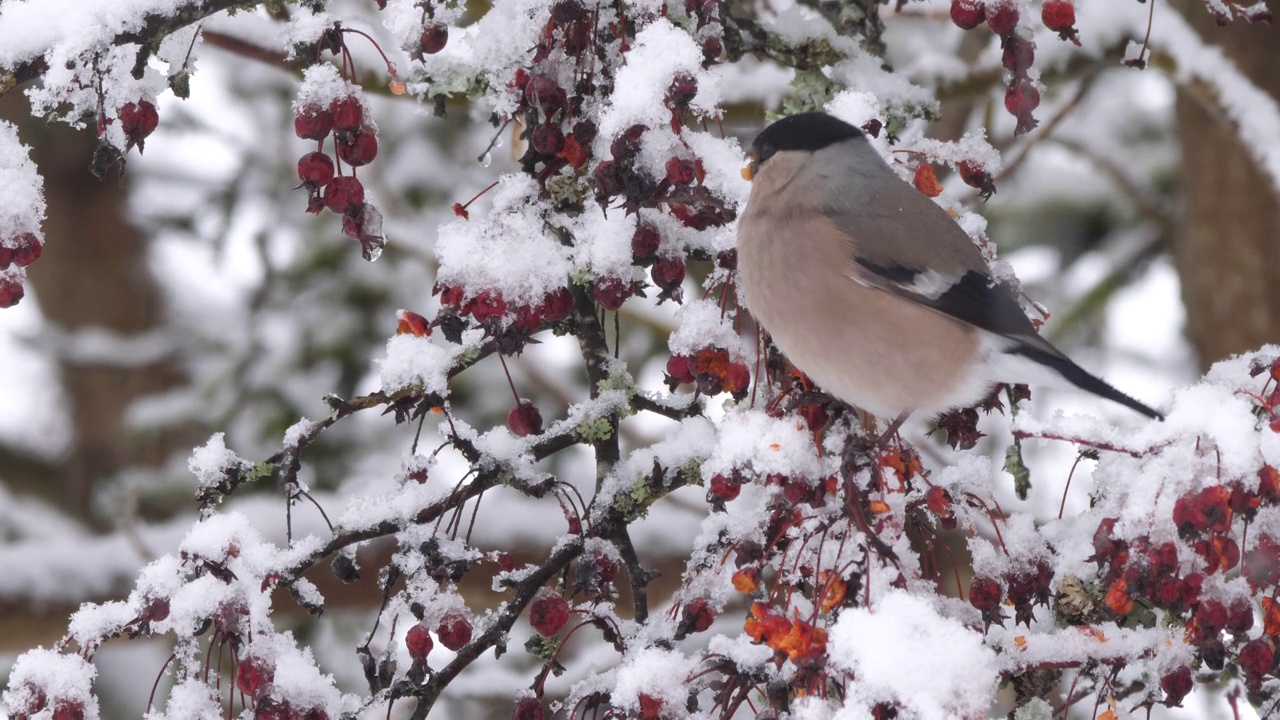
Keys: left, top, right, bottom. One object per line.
{"left": 0, "top": 94, "right": 194, "bottom": 520}
{"left": 1174, "top": 12, "right": 1280, "bottom": 370}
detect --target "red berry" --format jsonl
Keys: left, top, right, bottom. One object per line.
{"left": 950, "top": 0, "right": 986, "bottom": 30}
{"left": 681, "top": 598, "right": 716, "bottom": 634}
{"left": 524, "top": 76, "right": 567, "bottom": 115}
{"left": 330, "top": 96, "right": 364, "bottom": 134}
{"left": 592, "top": 276, "right": 632, "bottom": 311}
{"left": 925, "top": 486, "right": 953, "bottom": 519}
{"left": 420, "top": 23, "right": 449, "bottom": 54}
{"left": 593, "top": 160, "right": 624, "bottom": 197}
{"left": 530, "top": 123, "right": 565, "bottom": 156}
{"left": 651, "top": 256, "right": 685, "bottom": 292}
{"left": 610, "top": 124, "right": 646, "bottom": 161}
{"left": 7, "top": 232, "right": 42, "bottom": 268}
{"left": 701, "top": 37, "right": 723, "bottom": 64}
{"left": 406, "top": 623, "right": 433, "bottom": 662}
{"left": 1041, "top": 0, "right": 1076, "bottom": 33}
{"left": 0, "top": 274, "right": 24, "bottom": 308}
{"left": 323, "top": 176, "right": 365, "bottom": 215}
{"left": 508, "top": 400, "right": 543, "bottom": 437}
{"left": 985, "top": 2, "right": 1019, "bottom": 35}
{"left": 722, "top": 362, "right": 750, "bottom": 396}
{"left": 1161, "top": 666, "right": 1193, "bottom": 706}
{"left": 631, "top": 223, "right": 661, "bottom": 262}
{"left": 511, "top": 696, "right": 545, "bottom": 720}
{"left": 1239, "top": 637, "right": 1275, "bottom": 677}
{"left": 665, "top": 354, "right": 696, "bottom": 385}
{"left": 470, "top": 290, "right": 507, "bottom": 322}
{"left": 436, "top": 612, "right": 473, "bottom": 651}
{"left": 665, "top": 157, "right": 696, "bottom": 185}
{"left": 294, "top": 104, "right": 333, "bottom": 140}
{"left": 707, "top": 473, "right": 741, "bottom": 502}
{"left": 297, "top": 152, "right": 335, "bottom": 187}
{"left": 51, "top": 701, "right": 86, "bottom": 720}
{"left": 119, "top": 100, "right": 159, "bottom": 149}
{"left": 969, "top": 576, "right": 1002, "bottom": 610}
{"left": 529, "top": 588, "right": 570, "bottom": 637}
{"left": 337, "top": 128, "right": 378, "bottom": 166}
{"left": 539, "top": 288, "right": 574, "bottom": 322}
{"left": 1004, "top": 79, "right": 1040, "bottom": 116}
{"left": 236, "top": 656, "right": 274, "bottom": 699}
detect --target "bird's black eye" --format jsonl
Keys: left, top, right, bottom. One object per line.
{"left": 756, "top": 141, "right": 777, "bottom": 164}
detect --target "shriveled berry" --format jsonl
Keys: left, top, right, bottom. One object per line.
{"left": 524, "top": 75, "right": 567, "bottom": 115}
{"left": 593, "top": 160, "right": 624, "bottom": 197}
{"left": 950, "top": 0, "right": 985, "bottom": 30}
{"left": 1161, "top": 666, "right": 1193, "bottom": 707}
{"left": 1001, "top": 34, "right": 1034, "bottom": 74}
{"left": 666, "top": 73, "right": 698, "bottom": 108}
{"left": 529, "top": 588, "right": 570, "bottom": 637}
{"left": 531, "top": 123, "right": 565, "bottom": 156}
{"left": 701, "top": 37, "right": 723, "bottom": 64}
{"left": 631, "top": 223, "right": 661, "bottom": 262}
{"left": 323, "top": 176, "right": 365, "bottom": 215}
{"left": 610, "top": 124, "right": 646, "bottom": 161}
{"left": 337, "top": 129, "right": 379, "bottom": 166}
{"left": 404, "top": 620, "right": 435, "bottom": 661}
{"left": 330, "top": 96, "right": 364, "bottom": 134}
{"left": 680, "top": 597, "right": 716, "bottom": 635}
{"left": 985, "top": 2, "right": 1019, "bottom": 34}
{"left": 436, "top": 612, "right": 472, "bottom": 651}
{"left": 1240, "top": 637, "right": 1276, "bottom": 677}
{"left": 913, "top": 164, "right": 943, "bottom": 197}
{"left": 969, "top": 576, "right": 1002, "bottom": 610}
{"left": 651, "top": 256, "right": 686, "bottom": 292}
{"left": 551, "top": 0, "right": 588, "bottom": 23}
{"left": 508, "top": 400, "right": 543, "bottom": 437}
{"left": 470, "top": 290, "right": 507, "bottom": 322}
{"left": 707, "top": 473, "right": 741, "bottom": 503}
{"left": 294, "top": 104, "right": 333, "bottom": 140}
{"left": 592, "top": 276, "right": 632, "bottom": 311}
{"left": 723, "top": 361, "right": 750, "bottom": 396}
{"left": 297, "top": 152, "right": 335, "bottom": 187}
{"left": 420, "top": 23, "right": 449, "bottom": 54}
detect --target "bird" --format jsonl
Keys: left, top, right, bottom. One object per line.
{"left": 735, "top": 112, "right": 1163, "bottom": 429}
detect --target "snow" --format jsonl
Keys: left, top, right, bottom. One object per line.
{"left": 187, "top": 433, "right": 248, "bottom": 491}
{"left": 828, "top": 591, "right": 999, "bottom": 719}
{"left": 0, "top": 120, "right": 45, "bottom": 245}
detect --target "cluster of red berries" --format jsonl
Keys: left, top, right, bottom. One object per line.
{"left": 404, "top": 609, "right": 474, "bottom": 666}
{"left": 6, "top": 685, "right": 86, "bottom": 720}
{"left": 631, "top": 222, "right": 687, "bottom": 302}
{"left": 293, "top": 90, "right": 385, "bottom": 259}
{"left": 664, "top": 346, "right": 751, "bottom": 399}
{"left": 949, "top": 1, "right": 1078, "bottom": 134}
{"left": 0, "top": 231, "right": 42, "bottom": 308}
{"left": 967, "top": 561, "right": 1053, "bottom": 628}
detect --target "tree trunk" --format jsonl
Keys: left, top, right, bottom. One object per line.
{"left": 1174, "top": 11, "right": 1280, "bottom": 370}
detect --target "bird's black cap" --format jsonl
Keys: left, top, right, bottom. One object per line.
{"left": 750, "top": 112, "right": 864, "bottom": 165}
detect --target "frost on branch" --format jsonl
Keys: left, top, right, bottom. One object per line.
{"left": 0, "top": 120, "right": 45, "bottom": 308}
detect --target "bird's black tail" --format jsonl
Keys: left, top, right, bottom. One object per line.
{"left": 1011, "top": 345, "right": 1164, "bottom": 420}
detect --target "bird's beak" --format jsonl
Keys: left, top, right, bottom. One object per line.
{"left": 741, "top": 155, "right": 757, "bottom": 182}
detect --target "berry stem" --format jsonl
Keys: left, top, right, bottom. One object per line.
{"left": 498, "top": 354, "right": 521, "bottom": 403}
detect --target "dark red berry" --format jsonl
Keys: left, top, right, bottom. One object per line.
{"left": 511, "top": 696, "right": 545, "bottom": 720}
{"left": 337, "top": 128, "right": 378, "bottom": 166}
{"left": 436, "top": 612, "right": 473, "bottom": 651}
{"left": 51, "top": 701, "right": 86, "bottom": 720}
{"left": 5, "top": 232, "right": 42, "bottom": 268}
{"left": 236, "top": 656, "right": 274, "bottom": 699}
{"left": 593, "top": 160, "right": 624, "bottom": 197}
{"left": 665, "top": 157, "right": 696, "bottom": 185}
{"left": 665, "top": 354, "right": 696, "bottom": 385}
{"left": 592, "top": 276, "right": 632, "bottom": 311}
{"left": 470, "top": 290, "right": 507, "bottom": 322}
{"left": 1161, "top": 667, "right": 1193, "bottom": 706}
{"left": 529, "top": 588, "right": 570, "bottom": 637}
{"left": 707, "top": 473, "right": 741, "bottom": 502}
{"left": 950, "top": 0, "right": 985, "bottom": 30}
{"left": 323, "top": 176, "right": 365, "bottom": 215}
{"left": 119, "top": 100, "right": 159, "bottom": 150}
{"left": 680, "top": 598, "right": 716, "bottom": 634}
{"left": 651, "top": 256, "right": 685, "bottom": 292}
{"left": 0, "top": 274, "right": 25, "bottom": 308}
{"left": 539, "top": 288, "right": 574, "bottom": 322}
{"left": 1004, "top": 79, "right": 1040, "bottom": 116}
{"left": 508, "top": 400, "right": 543, "bottom": 436}
{"left": 631, "top": 223, "right": 661, "bottom": 262}
{"left": 420, "top": 23, "right": 449, "bottom": 54}
{"left": 297, "top": 152, "right": 335, "bottom": 187}
{"left": 1240, "top": 637, "right": 1276, "bottom": 677}
{"left": 985, "top": 2, "right": 1019, "bottom": 34}
{"left": 294, "top": 104, "right": 333, "bottom": 140}
{"left": 531, "top": 124, "right": 565, "bottom": 156}
{"left": 969, "top": 576, "right": 1002, "bottom": 610}
{"left": 406, "top": 623, "right": 433, "bottom": 662}
{"left": 722, "top": 362, "right": 750, "bottom": 396}
{"left": 610, "top": 124, "right": 646, "bottom": 161}
{"left": 1001, "top": 34, "right": 1034, "bottom": 74}
{"left": 330, "top": 96, "right": 364, "bottom": 134}
{"left": 700, "top": 37, "right": 723, "bottom": 64}
{"left": 524, "top": 75, "right": 567, "bottom": 115}
{"left": 666, "top": 73, "right": 698, "bottom": 108}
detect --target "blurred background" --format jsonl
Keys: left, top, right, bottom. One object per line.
{"left": 0, "top": 0, "right": 1276, "bottom": 716}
